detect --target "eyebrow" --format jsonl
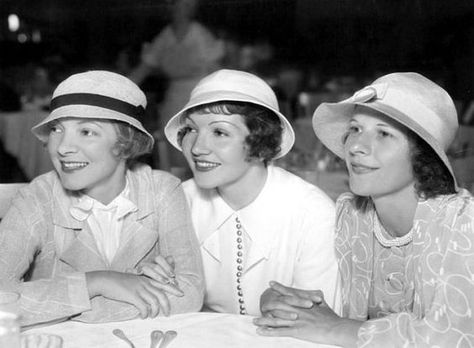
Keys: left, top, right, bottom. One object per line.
{"left": 209, "top": 120, "right": 242, "bottom": 130}
{"left": 77, "top": 120, "right": 104, "bottom": 128}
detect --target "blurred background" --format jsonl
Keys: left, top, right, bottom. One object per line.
{"left": 1, "top": 0, "right": 474, "bottom": 196}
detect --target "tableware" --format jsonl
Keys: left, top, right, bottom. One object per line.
{"left": 21, "top": 333, "right": 63, "bottom": 348}
{"left": 112, "top": 329, "right": 135, "bottom": 348}
{"left": 150, "top": 330, "right": 164, "bottom": 348}
{"left": 158, "top": 330, "right": 177, "bottom": 348}
{"left": 0, "top": 291, "right": 21, "bottom": 348}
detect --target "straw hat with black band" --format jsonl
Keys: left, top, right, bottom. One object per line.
{"left": 32, "top": 70, "right": 154, "bottom": 145}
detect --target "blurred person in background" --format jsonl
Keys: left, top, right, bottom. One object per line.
{"left": 129, "top": 0, "right": 224, "bottom": 172}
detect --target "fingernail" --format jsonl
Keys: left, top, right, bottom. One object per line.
{"left": 290, "top": 312, "right": 298, "bottom": 319}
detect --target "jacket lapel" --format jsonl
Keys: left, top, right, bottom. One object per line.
{"left": 51, "top": 178, "right": 107, "bottom": 271}
{"left": 110, "top": 167, "right": 157, "bottom": 271}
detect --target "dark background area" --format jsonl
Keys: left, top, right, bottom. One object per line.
{"left": 1, "top": 0, "right": 474, "bottom": 99}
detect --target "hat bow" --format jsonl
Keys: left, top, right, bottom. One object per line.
{"left": 352, "top": 83, "right": 388, "bottom": 103}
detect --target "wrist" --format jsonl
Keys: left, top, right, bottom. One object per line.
{"left": 85, "top": 271, "right": 108, "bottom": 298}
{"left": 329, "top": 318, "right": 362, "bottom": 348}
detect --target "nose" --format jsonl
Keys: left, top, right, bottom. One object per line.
{"left": 190, "top": 132, "right": 211, "bottom": 156}
{"left": 56, "top": 132, "right": 78, "bottom": 156}
{"left": 347, "top": 132, "right": 372, "bottom": 157}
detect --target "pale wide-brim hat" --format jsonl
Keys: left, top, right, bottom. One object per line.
{"left": 32, "top": 70, "right": 154, "bottom": 145}
{"left": 312, "top": 72, "right": 459, "bottom": 189}
{"left": 164, "top": 69, "right": 295, "bottom": 159}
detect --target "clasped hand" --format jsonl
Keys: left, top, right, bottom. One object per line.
{"left": 86, "top": 255, "right": 183, "bottom": 318}
{"left": 254, "top": 281, "right": 352, "bottom": 346}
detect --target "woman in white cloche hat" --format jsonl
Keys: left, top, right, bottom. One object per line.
{"left": 164, "top": 69, "right": 340, "bottom": 316}
{"left": 0, "top": 70, "right": 204, "bottom": 327}
{"left": 254, "top": 72, "right": 474, "bottom": 347}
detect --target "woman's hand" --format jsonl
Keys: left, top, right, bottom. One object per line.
{"left": 260, "top": 281, "right": 322, "bottom": 319}
{"left": 129, "top": 255, "right": 184, "bottom": 296}
{"left": 255, "top": 281, "right": 362, "bottom": 347}
{"left": 86, "top": 270, "right": 177, "bottom": 318}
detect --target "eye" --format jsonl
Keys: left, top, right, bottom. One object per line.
{"left": 212, "top": 128, "right": 228, "bottom": 137}
{"left": 79, "top": 128, "right": 97, "bottom": 137}
{"left": 49, "top": 124, "right": 62, "bottom": 133}
{"left": 378, "top": 129, "right": 393, "bottom": 138}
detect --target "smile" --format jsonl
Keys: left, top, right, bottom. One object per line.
{"left": 194, "top": 160, "right": 220, "bottom": 171}
{"left": 61, "top": 161, "right": 89, "bottom": 172}
{"left": 350, "top": 163, "right": 377, "bottom": 174}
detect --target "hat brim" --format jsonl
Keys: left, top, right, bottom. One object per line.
{"left": 312, "top": 100, "right": 458, "bottom": 190}
{"left": 31, "top": 105, "right": 155, "bottom": 145}
{"left": 164, "top": 90, "right": 295, "bottom": 159}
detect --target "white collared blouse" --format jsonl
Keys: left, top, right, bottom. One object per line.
{"left": 183, "top": 165, "right": 340, "bottom": 315}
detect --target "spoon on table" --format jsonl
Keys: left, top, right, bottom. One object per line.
{"left": 112, "top": 329, "right": 136, "bottom": 348}
{"left": 150, "top": 330, "right": 164, "bottom": 348}
{"left": 158, "top": 330, "right": 178, "bottom": 348}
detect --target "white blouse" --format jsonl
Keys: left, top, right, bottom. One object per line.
{"left": 183, "top": 165, "right": 340, "bottom": 315}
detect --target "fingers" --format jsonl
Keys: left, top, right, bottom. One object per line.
{"left": 269, "top": 281, "right": 324, "bottom": 305}
{"left": 256, "top": 325, "right": 296, "bottom": 337}
{"left": 137, "top": 289, "right": 160, "bottom": 318}
{"left": 253, "top": 316, "right": 297, "bottom": 328}
{"left": 147, "top": 278, "right": 184, "bottom": 297}
{"left": 142, "top": 283, "right": 171, "bottom": 316}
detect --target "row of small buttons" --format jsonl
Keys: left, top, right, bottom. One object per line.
{"left": 235, "top": 216, "right": 246, "bottom": 315}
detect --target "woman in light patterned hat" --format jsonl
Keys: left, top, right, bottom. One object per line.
{"left": 0, "top": 70, "right": 203, "bottom": 327}
{"left": 254, "top": 72, "right": 474, "bottom": 347}
{"left": 164, "top": 69, "right": 340, "bottom": 316}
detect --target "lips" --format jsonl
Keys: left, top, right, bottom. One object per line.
{"left": 194, "top": 160, "right": 220, "bottom": 172}
{"left": 350, "top": 162, "right": 377, "bottom": 174}
{"left": 60, "top": 161, "right": 89, "bottom": 172}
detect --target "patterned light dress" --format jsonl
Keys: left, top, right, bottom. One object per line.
{"left": 335, "top": 190, "right": 474, "bottom": 347}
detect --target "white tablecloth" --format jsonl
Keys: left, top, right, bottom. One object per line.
{"left": 26, "top": 312, "right": 338, "bottom": 348}
{"left": 0, "top": 110, "right": 53, "bottom": 180}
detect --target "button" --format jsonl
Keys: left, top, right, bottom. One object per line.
{"left": 237, "top": 244, "right": 243, "bottom": 250}
{"left": 237, "top": 265, "right": 243, "bottom": 271}
{"left": 237, "top": 278, "right": 241, "bottom": 283}
{"left": 237, "top": 258, "right": 242, "bottom": 264}
{"left": 238, "top": 298, "right": 244, "bottom": 304}
{"left": 237, "top": 285, "right": 242, "bottom": 291}
{"left": 236, "top": 271, "right": 242, "bottom": 277}
{"left": 240, "top": 310, "right": 246, "bottom": 315}
{"left": 235, "top": 217, "right": 240, "bottom": 223}
{"left": 236, "top": 230, "right": 242, "bottom": 236}
{"left": 236, "top": 224, "right": 242, "bottom": 229}
{"left": 238, "top": 291, "right": 243, "bottom": 297}
{"left": 240, "top": 305, "right": 245, "bottom": 310}
{"left": 237, "top": 237, "right": 242, "bottom": 243}
{"left": 237, "top": 251, "right": 243, "bottom": 257}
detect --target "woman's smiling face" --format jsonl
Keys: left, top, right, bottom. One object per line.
{"left": 180, "top": 112, "right": 259, "bottom": 191}
{"left": 47, "top": 118, "right": 127, "bottom": 203}
{"left": 343, "top": 107, "right": 415, "bottom": 200}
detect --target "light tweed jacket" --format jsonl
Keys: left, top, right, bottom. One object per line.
{"left": 0, "top": 164, "right": 203, "bottom": 326}
{"left": 336, "top": 190, "right": 474, "bottom": 347}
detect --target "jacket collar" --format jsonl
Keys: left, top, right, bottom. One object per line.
{"left": 195, "top": 165, "right": 279, "bottom": 265}
{"left": 52, "top": 166, "right": 154, "bottom": 230}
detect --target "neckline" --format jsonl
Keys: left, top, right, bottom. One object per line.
{"left": 373, "top": 211, "right": 413, "bottom": 248}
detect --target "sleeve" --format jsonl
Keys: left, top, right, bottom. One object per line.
{"left": 292, "top": 188, "right": 341, "bottom": 313}
{"left": 0, "top": 191, "right": 91, "bottom": 327}
{"left": 155, "top": 178, "right": 205, "bottom": 314}
{"left": 355, "top": 199, "right": 474, "bottom": 347}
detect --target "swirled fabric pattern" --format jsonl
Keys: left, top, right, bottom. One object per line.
{"left": 335, "top": 190, "right": 474, "bottom": 347}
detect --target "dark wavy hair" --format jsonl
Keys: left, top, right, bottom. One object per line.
{"left": 177, "top": 101, "right": 282, "bottom": 165}
{"left": 353, "top": 127, "right": 456, "bottom": 211}
{"left": 112, "top": 121, "right": 154, "bottom": 168}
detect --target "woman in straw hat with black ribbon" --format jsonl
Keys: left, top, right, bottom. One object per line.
{"left": 164, "top": 69, "right": 340, "bottom": 316}
{"left": 0, "top": 71, "right": 203, "bottom": 327}
{"left": 254, "top": 72, "right": 474, "bottom": 346}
